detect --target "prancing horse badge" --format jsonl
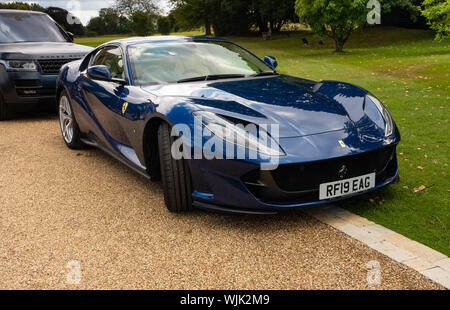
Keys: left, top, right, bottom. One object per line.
{"left": 122, "top": 102, "right": 128, "bottom": 115}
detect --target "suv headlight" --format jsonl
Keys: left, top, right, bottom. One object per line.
{"left": 193, "top": 111, "right": 285, "bottom": 156}
{"left": 366, "top": 94, "right": 394, "bottom": 137}
{"left": 0, "top": 60, "right": 38, "bottom": 72}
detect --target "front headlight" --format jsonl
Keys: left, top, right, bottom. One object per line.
{"left": 0, "top": 60, "right": 38, "bottom": 72}
{"left": 193, "top": 111, "right": 285, "bottom": 156}
{"left": 366, "top": 94, "right": 394, "bottom": 136}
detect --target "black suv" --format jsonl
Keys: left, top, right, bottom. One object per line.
{"left": 0, "top": 9, "right": 93, "bottom": 120}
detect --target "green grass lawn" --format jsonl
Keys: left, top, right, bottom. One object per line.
{"left": 75, "top": 27, "right": 450, "bottom": 255}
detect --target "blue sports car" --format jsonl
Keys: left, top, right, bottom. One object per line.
{"left": 56, "top": 36, "right": 400, "bottom": 214}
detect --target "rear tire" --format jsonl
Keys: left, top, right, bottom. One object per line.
{"left": 0, "top": 93, "right": 10, "bottom": 121}
{"left": 158, "top": 122, "right": 193, "bottom": 212}
{"left": 58, "top": 90, "right": 84, "bottom": 150}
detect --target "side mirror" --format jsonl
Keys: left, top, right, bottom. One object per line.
{"left": 87, "top": 65, "right": 127, "bottom": 84}
{"left": 87, "top": 65, "right": 112, "bottom": 81}
{"left": 264, "top": 56, "right": 278, "bottom": 69}
{"left": 66, "top": 31, "right": 74, "bottom": 42}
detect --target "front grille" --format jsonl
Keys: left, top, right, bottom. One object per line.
{"left": 14, "top": 79, "right": 42, "bottom": 88}
{"left": 242, "top": 146, "right": 398, "bottom": 204}
{"left": 38, "top": 58, "right": 79, "bottom": 75}
{"left": 272, "top": 146, "right": 396, "bottom": 192}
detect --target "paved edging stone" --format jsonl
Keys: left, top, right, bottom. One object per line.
{"left": 302, "top": 205, "right": 449, "bottom": 289}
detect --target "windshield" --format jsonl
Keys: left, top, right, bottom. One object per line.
{"left": 0, "top": 12, "right": 68, "bottom": 43}
{"left": 128, "top": 41, "right": 275, "bottom": 85}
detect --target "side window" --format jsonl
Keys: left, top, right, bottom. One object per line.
{"left": 91, "top": 46, "right": 125, "bottom": 79}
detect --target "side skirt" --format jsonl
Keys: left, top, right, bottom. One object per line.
{"left": 81, "top": 137, "right": 151, "bottom": 180}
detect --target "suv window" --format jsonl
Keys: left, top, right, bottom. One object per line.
{"left": 91, "top": 46, "right": 125, "bottom": 79}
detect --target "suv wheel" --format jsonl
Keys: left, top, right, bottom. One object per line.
{"left": 0, "top": 93, "right": 10, "bottom": 121}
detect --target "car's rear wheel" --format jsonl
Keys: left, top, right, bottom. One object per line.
{"left": 157, "top": 122, "right": 193, "bottom": 212}
{"left": 58, "top": 90, "right": 84, "bottom": 150}
{"left": 0, "top": 93, "right": 11, "bottom": 121}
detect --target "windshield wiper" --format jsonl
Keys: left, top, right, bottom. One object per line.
{"left": 177, "top": 74, "right": 246, "bottom": 83}
{"left": 251, "top": 72, "right": 279, "bottom": 77}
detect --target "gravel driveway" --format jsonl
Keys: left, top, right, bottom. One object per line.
{"left": 0, "top": 112, "right": 443, "bottom": 289}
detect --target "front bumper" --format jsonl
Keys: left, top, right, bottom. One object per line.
{"left": 0, "top": 65, "right": 57, "bottom": 106}
{"left": 188, "top": 129, "right": 400, "bottom": 214}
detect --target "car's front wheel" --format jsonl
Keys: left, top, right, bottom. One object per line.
{"left": 158, "top": 122, "right": 193, "bottom": 212}
{"left": 0, "top": 93, "right": 11, "bottom": 121}
{"left": 58, "top": 90, "right": 84, "bottom": 150}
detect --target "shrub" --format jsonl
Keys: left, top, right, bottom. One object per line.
{"left": 422, "top": 0, "right": 449, "bottom": 40}
{"left": 157, "top": 16, "right": 172, "bottom": 35}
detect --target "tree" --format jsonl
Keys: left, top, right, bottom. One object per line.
{"left": 170, "top": 0, "right": 218, "bottom": 35}
{"left": 128, "top": 11, "right": 154, "bottom": 36}
{"left": 0, "top": 1, "right": 45, "bottom": 12}
{"left": 421, "top": 0, "right": 449, "bottom": 40}
{"left": 381, "top": 0, "right": 426, "bottom": 28}
{"left": 382, "top": 0, "right": 421, "bottom": 19}
{"left": 114, "top": 0, "right": 159, "bottom": 16}
{"left": 252, "top": 0, "right": 297, "bottom": 33}
{"left": 295, "top": 0, "right": 368, "bottom": 52}
{"left": 17, "top": 3, "right": 28, "bottom": 10}
{"left": 157, "top": 16, "right": 172, "bottom": 35}
{"left": 171, "top": 0, "right": 256, "bottom": 36}
{"left": 87, "top": 16, "right": 106, "bottom": 35}
{"left": 87, "top": 8, "right": 130, "bottom": 35}
{"left": 167, "top": 12, "right": 180, "bottom": 32}
{"left": 212, "top": 0, "right": 253, "bottom": 36}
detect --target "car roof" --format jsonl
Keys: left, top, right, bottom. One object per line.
{"left": 0, "top": 9, "right": 46, "bottom": 15}
{"left": 106, "top": 36, "right": 231, "bottom": 48}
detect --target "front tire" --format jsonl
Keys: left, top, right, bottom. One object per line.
{"left": 158, "top": 122, "right": 193, "bottom": 212}
{"left": 58, "top": 90, "right": 84, "bottom": 150}
{"left": 0, "top": 93, "right": 10, "bottom": 121}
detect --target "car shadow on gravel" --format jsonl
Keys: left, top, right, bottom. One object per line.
{"left": 9, "top": 110, "right": 57, "bottom": 121}
{"left": 78, "top": 145, "right": 315, "bottom": 227}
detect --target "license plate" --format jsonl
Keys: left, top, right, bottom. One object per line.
{"left": 319, "top": 173, "right": 376, "bottom": 200}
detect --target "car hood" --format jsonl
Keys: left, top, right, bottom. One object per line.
{"left": 143, "top": 75, "right": 355, "bottom": 138}
{"left": 0, "top": 42, "right": 93, "bottom": 60}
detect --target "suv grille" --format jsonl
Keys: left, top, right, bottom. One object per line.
{"left": 38, "top": 58, "right": 79, "bottom": 75}
{"left": 14, "top": 79, "right": 42, "bottom": 88}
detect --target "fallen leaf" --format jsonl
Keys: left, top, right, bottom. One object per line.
{"left": 417, "top": 166, "right": 424, "bottom": 170}
{"left": 414, "top": 185, "right": 426, "bottom": 193}
{"left": 403, "top": 186, "right": 409, "bottom": 189}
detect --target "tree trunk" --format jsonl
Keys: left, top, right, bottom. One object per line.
{"left": 256, "top": 13, "right": 269, "bottom": 33}
{"left": 334, "top": 39, "right": 345, "bottom": 53}
{"left": 269, "top": 20, "right": 274, "bottom": 33}
{"left": 205, "top": 16, "right": 211, "bottom": 36}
